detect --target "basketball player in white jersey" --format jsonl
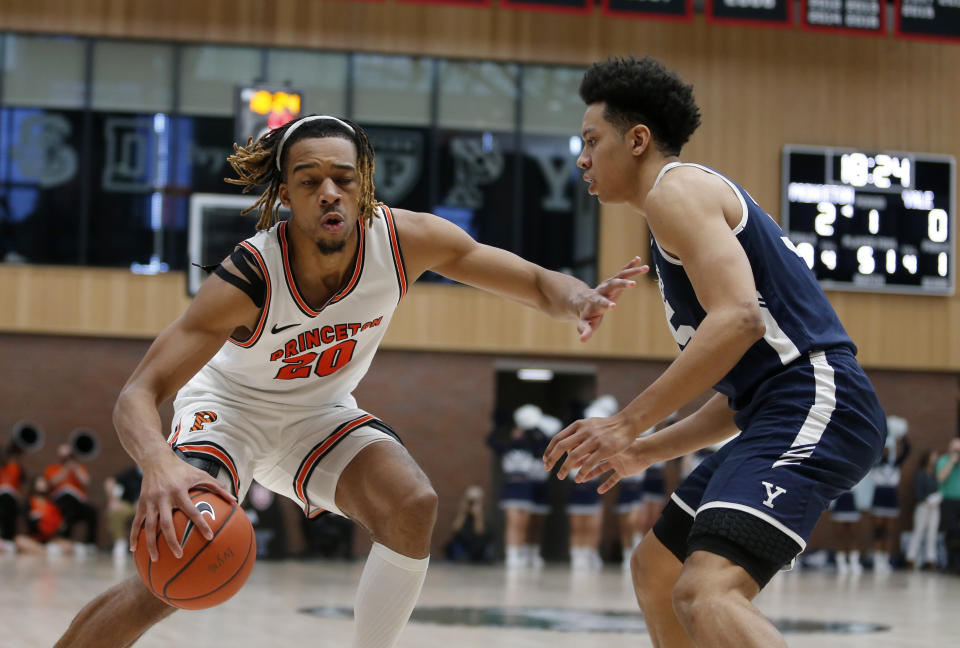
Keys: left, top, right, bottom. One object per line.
{"left": 53, "top": 115, "right": 646, "bottom": 648}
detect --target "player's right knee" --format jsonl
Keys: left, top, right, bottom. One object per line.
{"left": 631, "top": 538, "right": 677, "bottom": 606}
{"left": 396, "top": 485, "right": 438, "bottom": 530}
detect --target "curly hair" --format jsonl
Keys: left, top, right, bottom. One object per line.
{"left": 579, "top": 56, "right": 701, "bottom": 156}
{"left": 225, "top": 115, "right": 379, "bottom": 230}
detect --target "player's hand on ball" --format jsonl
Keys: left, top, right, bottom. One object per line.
{"left": 130, "top": 452, "right": 236, "bottom": 562}
{"left": 543, "top": 413, "right": 638, "bottom": 481}
{"left": 576, "top": 440, "right": 654, "bottom": 495}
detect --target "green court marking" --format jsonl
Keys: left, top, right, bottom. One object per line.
{"left": 300, "top": 606, "right": 890, "bottom": 634}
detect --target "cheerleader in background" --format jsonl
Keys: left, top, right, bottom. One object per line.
{"left": 488, "top": 404, "right": 541, "bottom": 568}
{"left": 638, "top": 413, "right": 676, "bottom": 547}
{"left": 615, "top": 469, "right": 646, "bottom": 570}
{"left": 869, "top": 415, "right": 910, "bottom": 573}
{"left": 525, "top": 414, "right": 561, "bottom": 569}
{"left": 567, "top": 464, "right": 604, "bottom": 570}
{"left": 830, "top": 488, "right": 864, "bottom": 575}
{"left": 568, "top": 396, "right": 618, "bottom": 570}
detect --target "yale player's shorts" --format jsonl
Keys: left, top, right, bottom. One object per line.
{"left": 169, "top": 396, "right": 401, "bottom": 518}
{"left": 653, "top": 348, "right": 885, "bottom": 587}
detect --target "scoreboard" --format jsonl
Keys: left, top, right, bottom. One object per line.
{"left": 781, "top": 146, "right": 955, "bottom": 296}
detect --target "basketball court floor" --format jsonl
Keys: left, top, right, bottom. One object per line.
{"left": 2, "top": 553, "right": 958, "bottom": 647}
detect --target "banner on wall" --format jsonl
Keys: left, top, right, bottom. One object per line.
{"left": 602, "top": 0, "right": 693, "bottom": 21}
{"left": 501, "top": 0, "right": 594, "bottom": 12}
{"left": 895, "top": 0, "right": 960, "bottom": 42}
{"left": 801, "top": 0, "right": 885, "bottom": 36}
{"left": 706, "top": 0, "right": 793, "bottom": 27}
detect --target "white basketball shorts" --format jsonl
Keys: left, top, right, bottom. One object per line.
{"left": 169, "top": 396, "right": 401, "bottom": 518}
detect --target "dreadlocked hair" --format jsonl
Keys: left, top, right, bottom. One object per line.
{"left": 225, "top": 116, "right": 380, "bottom": 231}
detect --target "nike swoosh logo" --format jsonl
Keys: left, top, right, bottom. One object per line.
{"left": 271, "top": 323, "right": 299, "bottom": 334}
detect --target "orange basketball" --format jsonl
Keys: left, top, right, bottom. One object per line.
{"left": 134, "top": 488, "right": 256, "bottom": 610}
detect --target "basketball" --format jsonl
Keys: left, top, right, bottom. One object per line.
{"left": 134, "top": 488, "right": 256, "bottom": 610}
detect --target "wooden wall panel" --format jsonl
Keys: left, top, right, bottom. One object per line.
{"left": 1, "top": 2, "right": 959, "bottom": 370}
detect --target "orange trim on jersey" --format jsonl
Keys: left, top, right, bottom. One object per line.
{"left": 279, "top": 219, "right": 365, "bottom": 317}
{"left": 174, "top": 444, "right": 240, "bottom": 496}
{"left": 294, "top": 414, "right": 374, "bottom": 515}
{"left": 381, "top": 205, "right": 408, "bottom": 301}
{"left": 228, "top": 241, "right": 272, "bottom": 348}
{"left": 168, "top": 422, "right": 182, "bottom": 447}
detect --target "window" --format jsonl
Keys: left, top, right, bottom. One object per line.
{"left": 266, "top": 49, "right": 348, "bottom": 117}
{"left": 0, "top": 36, "right": 597, "bottom": 281}
{"left": 2, "top": 34, "right": 86, "bottom": 109}
{"left": 522, "top": 65, "right": 585, "bottom": 136}
{"left": 0, "top": 108, "right": 85, "bottom": 264}
{"left": 354, "top": 54, "right": 433, "bottom": 126}
{"left": 438, "top": 60, "right": 518, "bottom": 131}
{"left": 179, "top": 45, "right": 262, "bottom": 117}
{"left": 92, "top": 41, "right": 175, "bottom": 113}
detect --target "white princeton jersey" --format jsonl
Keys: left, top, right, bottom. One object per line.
{"left": 177, "top": 205, "right": 408, "bottom": 410}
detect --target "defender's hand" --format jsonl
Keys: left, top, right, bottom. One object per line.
{"left": 577, "top": 256, "right": 648, "bottom": 342}
{"left": 130, "top": 453, "right": 236, "bottom": 562}
{"left": 576, "top": 441, "right": 654, "bottom": 494}
{"left": 543, "top": 413, "right": 637, "bottom": 480}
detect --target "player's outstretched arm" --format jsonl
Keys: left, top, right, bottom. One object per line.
{"left": 116, "top": 260, "right": 259, "bottom": 562}
{"left": 393, "top": 208, "right": 647, "bottom": 341}
{"left": 545, "top": 171, "right": 765, "bottom": 478}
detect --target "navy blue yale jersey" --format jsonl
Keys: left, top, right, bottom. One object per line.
{"left": 649, "top": 162, "right": 856, "bottom": 410}
{"left": 647, "top": 162, "right": 886, "bottom": 587}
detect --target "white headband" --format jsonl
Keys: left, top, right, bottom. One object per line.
{"left": 275, "top": 115, "right": 356, "bottom": 172}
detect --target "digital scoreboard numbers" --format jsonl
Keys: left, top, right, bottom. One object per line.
{"left": 781, "top": 146, "right": 956, "bottom": 296}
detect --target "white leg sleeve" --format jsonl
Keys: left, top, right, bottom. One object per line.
{"left": 352, "top": 542, "right": 429, "bottom": 648}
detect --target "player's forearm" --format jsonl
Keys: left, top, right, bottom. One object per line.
{"left": 531, "top": 267, "right": 593, "bottom": 321}
{"left": 113, "top": 386, "right": 176, "bottom": 470}
{"left": 635, "top": 394, "right": 738, "bottom": 463}
{"left": 619, "top": 309, "right": 762, "bottom": 435}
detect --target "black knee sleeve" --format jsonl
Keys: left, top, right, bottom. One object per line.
{"left": 687, "top": 507, "right": 802, "bottom": 589}
{"left": 652, "top": 499, "right": 695, "bottom": 564}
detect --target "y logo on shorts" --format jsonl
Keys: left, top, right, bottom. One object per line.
{"left": 761, "top": 481, "right": 787, "bottom": 509}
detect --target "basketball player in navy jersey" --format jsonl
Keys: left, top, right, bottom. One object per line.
{"left": 543, "top": 57, "right": 886, "bottom": 648}
{"left": 54, "top": 115, "right": 646, "bottom": 648}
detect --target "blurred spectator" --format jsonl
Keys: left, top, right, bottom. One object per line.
{"left": 615, "top": 471, "right": 645, "bottom": 570}
{"left": 567, "top": 467, "right": 603, "bottom": 570}
{"left": 830, "top": 489, "right": 863, "bottom": 575}
{"left": 0, "top": 443, "right": 25, "bottom": 547}
{"left": 104, "top": 465, "right": 142, "bottom": 560}
{"left": 638, "top": 413, "right": 676, "bottom": 557}
{"left": 44, "top": 443, "right": 98, "bottom": 548}
{"left": 869, "top": 415, "right": 910, "bottom": 572}
{"left": 566, "top": 396, "right": 617, "bottom": 571}
{"left": 488, "top": 404, "right": 541, "bottom": 568}
{"left": 525, "top": 415, "right": 560, "bottom": 569}
{"left": 906, "top": 450, "right": 942, "bottom": 571}
{"left": 0, "top": 475, "right": 74, "bottom": 556}
{"left": 444, "top": 485, "right": 493, "bottom": 564}
{"left": 938, "top": 437, "right": 960, "bottom": 573}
